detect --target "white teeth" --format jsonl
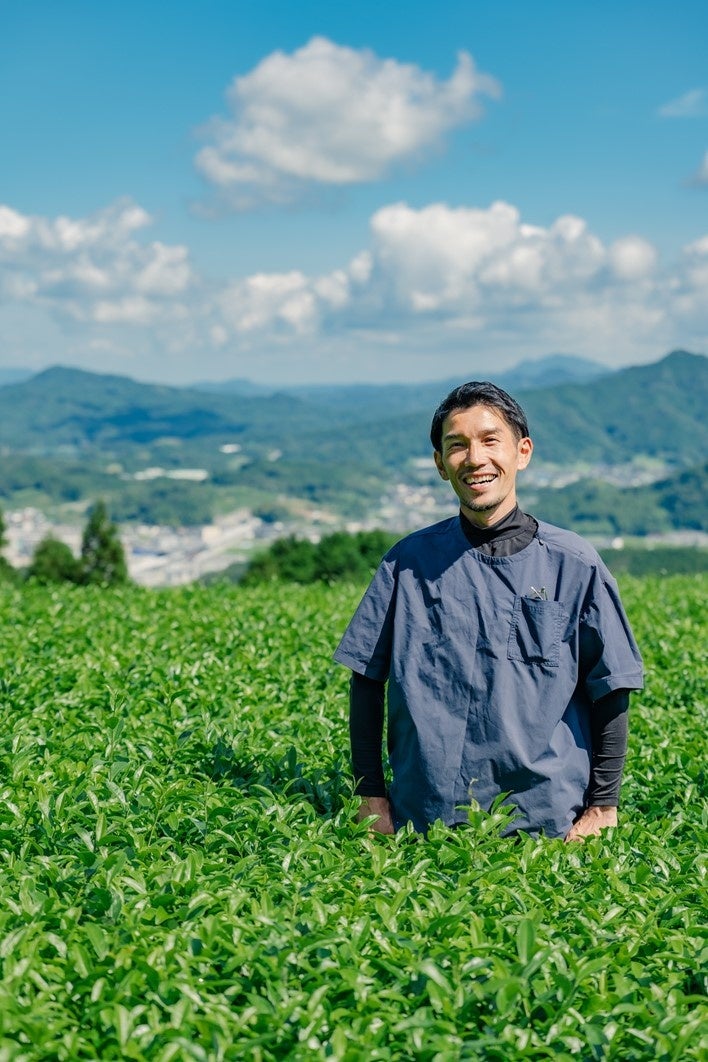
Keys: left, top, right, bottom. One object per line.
{"left": 465, "top": 475, "right": 495, "bottom": 484}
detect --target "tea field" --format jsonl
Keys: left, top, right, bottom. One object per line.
{"left": 0, "top": 575, "right": 705, "bottom": 1060}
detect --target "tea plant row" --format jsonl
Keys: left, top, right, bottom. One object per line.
{"left": 0, "top": 576, "right": 705, "bottom": 1059}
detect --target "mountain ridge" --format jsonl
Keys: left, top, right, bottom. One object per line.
{"left": 0, "top": 349, "right": 703, "bottom": 463}
{"left": 0, "top": 349, "right": 704, "bottom": 534}
{"left": 192, "top": 352, "right": 613, "bottom": 413}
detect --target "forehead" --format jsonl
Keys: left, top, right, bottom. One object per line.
{"left": 441, "top": 404, "right": 512, "bottom": 437}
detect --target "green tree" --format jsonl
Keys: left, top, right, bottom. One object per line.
{"left": 241, "top": 536, "right": 318, "bottom": 586}
{"left": 79, "top": 500, "right": 129, "bottom": 586}
{"left": 240, "top": 529, "right": 399, "bottom": 586}
{"left": 27, "top": 537, "right": 80, "bottom": 585}
{"left": 316, "top": 532, "right": 369, "bottom": 582}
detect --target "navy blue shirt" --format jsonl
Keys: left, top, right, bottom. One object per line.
{"left": 334, "top": 517, "right": 643, "bottom": 838}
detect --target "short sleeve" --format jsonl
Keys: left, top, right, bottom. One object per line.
{"left": 579, "top": 566, "right": 644, "bottom": 701}
{"left": 333, "top": 552, "right": 398, "bottom": 682}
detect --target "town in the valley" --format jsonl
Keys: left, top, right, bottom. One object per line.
{"left": 4, "top": 457, "right": 704, "bottom": 587}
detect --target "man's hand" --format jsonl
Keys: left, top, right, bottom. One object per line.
{"left": 564, "top": 805, "right": 618, "bottom": 843}
{"left": 356, "top": 796, "right": 395, "bottom": 835}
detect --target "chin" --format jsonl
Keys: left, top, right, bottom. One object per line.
{"left": 464, "top": 499, "right": 500, "bottom": 514}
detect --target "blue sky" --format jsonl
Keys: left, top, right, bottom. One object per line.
{"left": 1, "top": 0, "right": 706, "bottom": 384}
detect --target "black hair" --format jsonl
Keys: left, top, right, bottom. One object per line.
{"left": 430, "top": 381, "right": 530, "bottom": 451}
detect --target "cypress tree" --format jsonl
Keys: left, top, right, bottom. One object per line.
{"left": 79, "top": 500, "right": 129, "bottom": 586}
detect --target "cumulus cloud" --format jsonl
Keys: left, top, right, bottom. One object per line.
{"left": 607, "top": 236, "right": 658, "bottom": 280}
{"left": 658, "top": 88, "right": 708, "bottom": 118}
{"left": 367, "top": 203, "right": 610, "bottom": 311}
{"left": 218, "top": 272, "right": 316, "bottom": 334}
{"left": 678, "top": 235, "right": 708, "bottom": 302}
{"left": 2, "top": 196, "right": 707, "bottom": 380}
{"left": 194, "top": 37, "right": 500, "bottom": 208}
{"left": 0, "top": 199, "right": 196, "bottom": 325}
{"left": 212, "top": 201, "right": 708, "bottom": 364}
{"left": 689, "top": 150, "right": 708, "bottom": 187}
{"left": 217, "top": 266, "right": 354, "bottom": 335}
{"left": 217, "top": 201, "right": 615, "bottom": 333}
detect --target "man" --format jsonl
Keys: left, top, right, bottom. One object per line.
{"left": 334, "top": 382, "right": 643, "bottom": 841}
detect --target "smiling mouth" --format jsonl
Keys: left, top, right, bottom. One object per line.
{"left": 463, "top": 474, "right": 497, "bottom": 486}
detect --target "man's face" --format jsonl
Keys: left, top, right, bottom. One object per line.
{"left": 434, "top": 404, "right": 533, "bottom": 526}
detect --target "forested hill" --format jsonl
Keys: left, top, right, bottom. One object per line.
{"left": 527, "top": 461, "right": 708, "bottom": 537}
{"left": 317, "top": 349, "right": 702, "bottom": 472}
{"left": 519, "top": 349, "right": 707, "bottom": 464}
{"left": 0, "top": 352, "right": 610, "bottom": 449}
{"left": 0, "top": 366, "right": 317, "bottom": 451}
{"left": 0, "top": 349, "right": 704, "bottom": 469}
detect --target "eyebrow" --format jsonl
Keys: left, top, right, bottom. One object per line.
{"left": 443, "top": 428, "right": 500, "bottom": 441}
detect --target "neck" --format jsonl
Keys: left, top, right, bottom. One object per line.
{"left": 460, "top": 496, "right": 518, "bottom": 529}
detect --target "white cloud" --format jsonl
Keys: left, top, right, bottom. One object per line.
{"left": 0, "top": 199, "right": 196, "bottom": 324}
{"left": 218, "top": 263, "right": 362, "bottom": 336}
{"left": 209, "top": 324, "right": 229, "bottom": 347}
{"left": 689, "top": 150, "right": 708, "bottom": 187}
{"left": 92, "top": 296, "right": 163, "bottom": 325}
{"left": 658, "top": 88, "right": 707, "bottom": 117}
{"left": 0, "top": 206, "right": 31, "bottom": 240}
{"left": 210, "top": 201, "right": 708, "bottom": 367}
{"left": 2, "top": 196, "right": 707, "bottom": 382}
{"left": 134, "top": 243, "right": 193, "bottom": 296}
{"left": 677, "top": 235, "right": 708, "bottom": 302}
{"left": 218, "top": 272, "right": 315, "bottom": 334}
{"left": 364, "top": 202, "right": 606, "bottom": 310}
{"left": 195, "top": 37, "right": 500, "bottom": 207}
{"left": 608, "top": 236, "right": 658, "bottom": 280}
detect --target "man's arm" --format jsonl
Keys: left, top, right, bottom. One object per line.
{"left": 565, "top": 689, "right": 629, "bottom": 842}
{"left": 349, "top": 672, "right": 394, "bottom": 834}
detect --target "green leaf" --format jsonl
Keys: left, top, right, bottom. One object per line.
{"left": 516, "top": 918, "right": 537, "bottom": 965}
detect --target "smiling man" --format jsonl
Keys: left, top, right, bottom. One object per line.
{"left": 334, "top": 381, "right": 644, "bottom": 841}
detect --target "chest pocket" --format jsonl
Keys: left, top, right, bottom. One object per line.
{"left": 507, "top": 596, "right": 566, "bottom": 667}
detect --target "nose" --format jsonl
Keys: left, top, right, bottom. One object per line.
{"left": 463, "top": 441, "right": 486, "bottom": 466}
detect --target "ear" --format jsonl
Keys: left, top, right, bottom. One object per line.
{"left": 433, "top": 451, "right": 449, "bottom": 481}
{"left": 517, "top": 437, "right": 533, "bottom": 470}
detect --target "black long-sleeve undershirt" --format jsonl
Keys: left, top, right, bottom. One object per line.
{"left": 349, "top": 672, "right": 387, "bottom": 796}
{"left": 587, "top": 689, "right": 629, "bottom": 805}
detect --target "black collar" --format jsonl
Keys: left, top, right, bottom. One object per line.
{"left": 459, "top": 505, "right": 538, "bottom": 556}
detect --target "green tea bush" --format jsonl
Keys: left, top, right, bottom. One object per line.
{"left": 0, "top": 576, "right": 705, "bottom": 1060}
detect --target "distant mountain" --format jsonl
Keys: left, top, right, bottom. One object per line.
{"left": 282, "top": 354, "right": 611, "bottom": 416}
{"left": 519, "top": 350, "right": 706, "bottom": 465}
{"left": 0, "top": 351, "right": 704, "bottom": 530}
{"left": 0, "top": 365, "right": 317, "bottom": 452}
{"left": 0, "top": 368, "right": 33, "bottom": 388}
{"left": 192, "top": 352, "right": 611, "bottom": 415}
{"left": 194, "top": 377, "right": 275, "bottom": 397}
{"left": 497, "top": 354, "right": 610, "bottom": 390}
{"left": 0, "top": 350, "right": 703, "bottom": 466}
{"left": 315, "top": 349, "right": 707, "bottom": 470}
